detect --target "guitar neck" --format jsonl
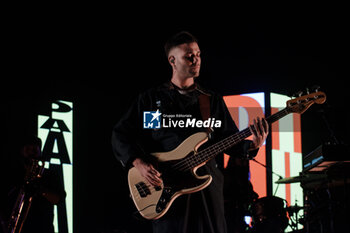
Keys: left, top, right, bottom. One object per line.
{"left": 190, "top": 107, "right": 291, "bottom": 168}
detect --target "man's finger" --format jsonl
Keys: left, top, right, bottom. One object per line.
{"left": 146, "top": 175, "right": 161, "bottom": 186}
{"left": 152, "top": 169, "right": 162, "bottom": 177}
{"left": 257, "top": 117, "right": 262, "bottom": 135}
{"left": 254, "top": 118, "right": 261, "bottom": 135}
{"left": 249, "top": 125, "right": 257, "bottom": 137}
{"left": 263, "top": 118, "right": 269, "bottom": 134}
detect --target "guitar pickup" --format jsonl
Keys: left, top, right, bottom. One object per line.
{"left": 135, "top": 182, "right": 151, "bottom": 198}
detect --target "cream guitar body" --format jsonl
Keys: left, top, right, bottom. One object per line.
{"left": 128, "top": 132, "right": 212, "bottom": 220}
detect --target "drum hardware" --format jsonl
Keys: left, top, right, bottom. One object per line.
{"left": 248, "top": 196, "right": 289, "bottom": 233}
{"left": 286, "top": 203, "right": 306, "bottom": 232}
{"left": 275, "top": 173, "right": 327, "bottom": 184}
{"left": 251, "top": 158, "right": 285, "bottom": 196}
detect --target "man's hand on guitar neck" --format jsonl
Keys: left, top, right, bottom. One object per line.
{"left": 249, "top": 117, "right": 269, "bottom": 151}
{"left": 132, "top": 158, "right": 163, "bottom": 187}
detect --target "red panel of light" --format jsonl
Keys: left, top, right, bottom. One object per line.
{"left": 223, "top": 94, "right": 266, "bottom": 198}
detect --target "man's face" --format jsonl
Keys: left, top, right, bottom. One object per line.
{"left": 169, "top": 42, "right": 201, "bottom": 78}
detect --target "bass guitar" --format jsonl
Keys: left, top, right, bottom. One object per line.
{"left": 128, "top": 91, "right": 326, "bottom": 219}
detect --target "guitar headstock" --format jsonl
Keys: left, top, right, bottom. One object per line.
{"left": 287, "top": 91, "right": 326, "bottom": 114}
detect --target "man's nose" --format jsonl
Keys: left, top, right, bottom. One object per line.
{"left": 192, "top": 56, "right": 199, "bottom": 64}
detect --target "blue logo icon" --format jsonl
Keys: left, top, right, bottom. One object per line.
{"left": 143, "top": 110, "right": 161, "bottom": 129}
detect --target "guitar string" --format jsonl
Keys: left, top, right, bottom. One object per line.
{"left": 170, "top": 108, "right": 290, "bottom": 172}
{"left": 171, "top": 129, "right": 250, "bottom": 172}
{"left": 135, "top": 105, "right": 317, "bottom": 208}
{"left": 132, "top": 186, "right": 144, "bottom": 200}
{"left": 133, "top": 109, "right": 291, "bottom": 198}
{"left": 133, "top": 184, "right": 154, "bottom": 200}
{"left": 133, "top": 181, "right": 162, "bottom": 199}
{"left": 170, "top": 126, "right": 251, "bottom": 171}
{"left": 171, "top": 128, "right": 251, "bottom": 172}
{"left": 133, "top": 97, "right": 320, "bottom": 210}
{"left": 136, "top": 128, "right": 256, "bottom": 199}
{"left": 173, "top": 129, "right": 250, "bottom": 172}
{"left": 133, "top": 132, "right": 249, "bottom": 203}
{"left": 134, "top": 109, "right": 291, "bottom": 198}
{"left": 173, "top": 126, "right": 247, "bottom": 169}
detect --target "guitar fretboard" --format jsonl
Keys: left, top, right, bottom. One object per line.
{"left": 171, "top": 107, "right": 291, "bottom": 172}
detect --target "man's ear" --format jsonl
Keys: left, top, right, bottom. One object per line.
{"left": 168, "top": 56, "right": 175, "bottom": 65}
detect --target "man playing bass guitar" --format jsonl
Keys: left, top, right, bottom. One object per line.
{"left": 112, "top": 31, "right": 268, "bottom": 233}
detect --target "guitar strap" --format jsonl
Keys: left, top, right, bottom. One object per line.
{"left": 198, "top": 93, "right": 213, "bottom": 134}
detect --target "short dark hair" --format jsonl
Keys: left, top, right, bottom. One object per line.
{"left": 164, "top": 31, "right": 198, "bottom": 57}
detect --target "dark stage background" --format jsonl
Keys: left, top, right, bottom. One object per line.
{"left": 1, "top": 7, "right": 349, "bottom": 233}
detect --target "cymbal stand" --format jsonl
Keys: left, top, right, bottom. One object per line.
{"left": 251, "top": 158, "right": 284, "bottom": 196}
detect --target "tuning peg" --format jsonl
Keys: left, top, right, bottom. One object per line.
{"left": 305, "top": 88, "right": 310, "bottom": 95}
{"left": 311, "top": 85, "right": 321, "bottom": 92}
{"left": 293, "top": 91, "right": 303, "bottom": 98}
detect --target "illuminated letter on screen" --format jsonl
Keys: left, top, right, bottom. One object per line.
{"left": 224, "top": 92, "right": 266, "bottom": 197}
{"left": 38, "top": 100, "right": 73, "bottom": 233}
{"left": 271, "top": 93, "right": 303, "bottom": 231}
